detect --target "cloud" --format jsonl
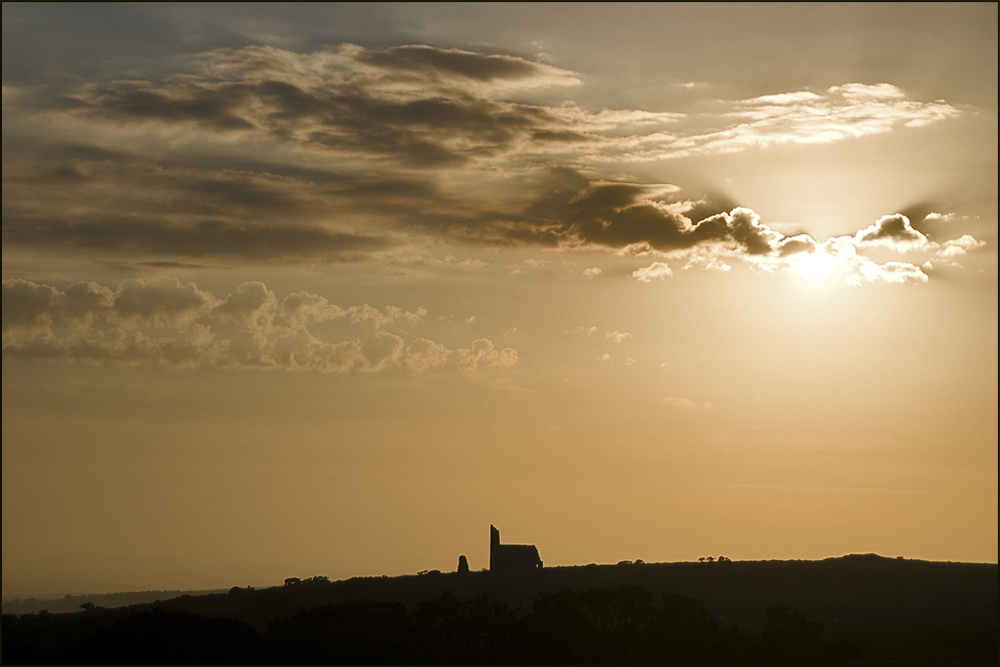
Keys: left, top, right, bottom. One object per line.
{"left": 683, "top": 251, "right": 732, "bottom": 272}
{"left": 774, "top": 234, "right": 820, "bottom": 257}
{"left": 3, "top": 44, "right": 973, "bottom": 272}
{"left": 59, "top": 44, "right": 589, "bottom": 168}
{"left": 1, "top": 276, "right": 216, "bottom": 333}
{"left": 455, "top": 338, "right": 519, "bottom": 372}
{"left": 350, "top": 44, "right": 579, "bottom": 87}
{"left": 582, "top": 267, "right": 602, "bottom": 278}
{"left": 663, "top": 395, "right": 714, "bottom": 411}
{"left": 359, "top": 330, "right": 407, "bottom": 371}
{"left": 694, "top": 83, "right": 962, "bottom": 156}
{"left": 1, "top": 278, "right": 515, "bottom": 374}
{"left": 34, "top": 46, "right": 958, "bottom": 171}
{"left": 632, "top": 262, "right": 673, "bottom": 282}
{"left": 854, "top": 214, "right": 931, "bottom": 250}
{"left": 2, "top": 213, "right": 395, "bottom": 262}
{"left": 346, "top": 303, "right": 427, "bottom": 330}
{"left": 822, "top": 235, "right": 861, "bottom": 262}
{"left": 113, "top": 277, "right": 219, "bottom": 326}
{"left": 403, "top": 337, "right": 452, "bottom": 373}
{"left": 605, "top": 330, "right": 632, "bottom": 343}
{"left": 421, "top": 174, "right": 980, "bottom": 287}
{"left": 846, "top": 261, "right": 929, "bottom": 285}
{"left": 1, "top": 144, "right": 434, "bottom": 263}
{"left": 214, "top": 281, "right": 278, "bottom": 329}
{"left": 936, "top": 234, "right": 987, "bottom": 259}
{"left": 277, "top": 290, "right": 347, "bottom": 329}
{"left": 475, "top": 177, "right": 784, "bottom": 256}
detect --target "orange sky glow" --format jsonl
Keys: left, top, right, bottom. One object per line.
{"left": 3, "top": 3, "right": 996, "bottom": 596}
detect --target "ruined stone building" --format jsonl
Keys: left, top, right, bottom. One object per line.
{"left": 490, "top": 525, "right": 542, "bottom": 573}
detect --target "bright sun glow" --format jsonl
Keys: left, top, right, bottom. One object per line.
{"left": 790, "top": 251, "right": 838, "bottom": 281}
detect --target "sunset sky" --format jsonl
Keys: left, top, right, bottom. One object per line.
{"left": 3, "top": 3, "right": 997, "bottom": 596}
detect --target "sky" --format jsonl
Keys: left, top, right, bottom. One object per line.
{"left": 3, "top": 3, "right": 997, "bottom": 597}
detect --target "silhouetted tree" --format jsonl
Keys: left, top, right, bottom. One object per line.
{"left": 74, "top": 609, "right": 267, "bottom": 664}
{"left": 760, "top": 604, "right": 824, "bottom": 664}
{"left": 268, "top": 600, "right": 407, "bottom": 663}
{"left": 650, "top": 592, "right": 731, "bottom": 663}
{"left": 457, "top": 554, "right": 470, "bottom": 574}
{"left": 524, "top": 589, "right": 596, "bottom": 663}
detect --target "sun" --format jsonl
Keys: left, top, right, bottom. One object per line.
{"left": 789, "top": 251, "right": 838, "bottom": 281}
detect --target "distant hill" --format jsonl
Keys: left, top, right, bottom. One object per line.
{"left": 4, "top": 555, "right": 996, "bottom": 628}
{"left": 4, "top": 555, "right": 996, "bottom": 664}
{"left": 2, "top": 589, "right": 229, "bottom": 616}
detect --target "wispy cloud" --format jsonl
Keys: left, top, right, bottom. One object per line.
{"left": 663, "top": 395, "right": 714, "bottom": 411}
{"left": 55, "top": 44, "right": 601, "bottom": 167}
{"left": 705, "top": 482, "right": 953, "bottom": 496}
{"left": 687, "top": 83, "right": 962, "bottom": 156}
{"left": 10, "top": 44, "right": 966, "bottom": 170}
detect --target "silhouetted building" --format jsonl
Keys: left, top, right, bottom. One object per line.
{"left": 490, "top": 525, "right": 542, "bottom": 573}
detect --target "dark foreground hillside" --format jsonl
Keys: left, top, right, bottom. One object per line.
{"left": 3, "top": 555, "right": 996, "bottom": 664}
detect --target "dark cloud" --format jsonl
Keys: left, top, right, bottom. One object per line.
{"left": 897, "top": 202, "right": 938, "bottom": 234}
{"left": 16, "top": 41, "right": 961, "bottom": 182}
{"left": 74, "top": 81, "right": 256, "bottom": 131}
{"left": 2, "top": 146, "right": 421, "bottom": 262}
{"left": 7, "top": 140, "right": 444, "bottom": 219}
{"left": 854, "top": 214, "right": 930, "bottom": 249}
{"left": 775, "top": 234, "right": 819, "bottom": 257}
{"left": 354, "top": 44, "right": 550, "bottom": 82}
{"left": 900, "top": 206, "right": 975, "bottom": 246}
{"left": 434, "top": 175, "right": 784, "bottom": 255}
{"left": 681, "top": 192, "right": 741, "bottom": 224}
{"left": 1, "top": 279, "right": 64, "bottom": 332}
{"left": 69, "top": 78, "right": 567, "bottom": 167}
{"left": 7, "top": 136, "right": 967, "bottom": 271}
{"left": 97, "top": 260, "right": 213, "bottom": 272}
{"left": 335, "top": 177, "right": 439, "bottom": 201}
{"left": 2, "top": 215, "right": 394, "bottom": 261}
{"left": 530, "top": 129, "right": 595, "bottom": 143}
{"left": 6, "top": 44, "right": 973, "bottom": 268}
{"left": 292, "top": 89, "right": 566, "bottom": 167}
{"left": 183, "top": 175, "right": 304, "bottom": 215}
{"left": 5, "top": 147, "right": 321, "bottom": 214}
{"left": 60, "top": 45, "right": 580, "bottom": 168}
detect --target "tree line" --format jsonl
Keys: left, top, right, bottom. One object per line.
{"left": 4, "top": 586, "right": 863, "bottom": 664}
